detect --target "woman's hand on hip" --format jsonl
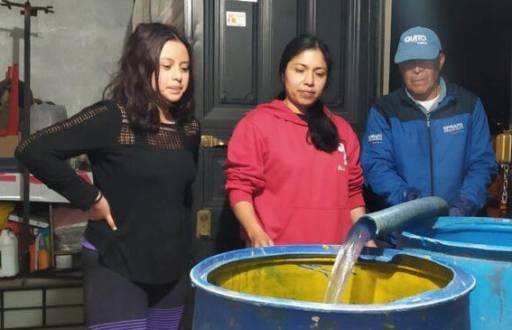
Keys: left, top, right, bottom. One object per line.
{"left": 88, "top": 194, "right": 118, "bottom": 231}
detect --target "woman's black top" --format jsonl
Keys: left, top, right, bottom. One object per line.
{"left": 15, "top": 100, "right": 200, "bottom": 284}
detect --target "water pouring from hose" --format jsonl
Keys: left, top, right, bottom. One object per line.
{"left": 324, "top": 196, "right": 448, "bottom": 303}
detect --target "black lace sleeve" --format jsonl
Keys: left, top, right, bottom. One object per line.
{"left": 182, "top": 119, "right": 201, "bottom": 208}
{"left": 15, "top": 100, "right": 121, "bottom": 210}
{"left": 183, "top": 118, "right": 201, "bottom": 164}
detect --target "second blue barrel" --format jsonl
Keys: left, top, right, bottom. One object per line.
{"left": 399, "top": 216, "right": 512, "bottom": 330}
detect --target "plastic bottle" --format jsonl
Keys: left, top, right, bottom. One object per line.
{"left": 496, "top": 130, "right": 512, "bottom": 215}
{"left": 37, "top": 233, "right": 49, "bottom": 270}
{"left": 496, "top": 130, "right": 512, "bottom": 164}
{"left": 0, "top": 229, "right": 19, "bottom": 277}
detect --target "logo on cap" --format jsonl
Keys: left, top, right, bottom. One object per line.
{"left": 404, "top": 34, "right": 428, "bottom": 45}
{"left": 394, "top": 26, "right": 442, "bottom": 64}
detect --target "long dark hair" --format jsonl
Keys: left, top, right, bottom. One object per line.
{"left": 278, "top": 34, "right": 339, "bottom": 152}
{"left": 103, "top": 23, "right": 194, "bottom": 132}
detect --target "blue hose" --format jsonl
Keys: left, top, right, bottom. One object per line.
{"left": 357, "top": 196, "right": 448, "bottom": 238}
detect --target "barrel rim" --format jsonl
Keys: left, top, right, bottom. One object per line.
{"left": 190, "top": 245, "right": 475, "bottom": 313}
{"left": 401, "top": 216, "right": 512, "bottom": 256}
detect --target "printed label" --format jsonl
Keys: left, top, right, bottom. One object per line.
{"left": 443, "top": 123, "right": 464, "bottom": 134}
{"left": 226, "top": 11, "right": 246, "bottom": 27}
{"left": 368, "top": 133, "right": 383, "bottom": 144}
{"left": 404, "top": 34, "right": 428, "bottom": 45}
{"left": 337, "top": 143, "right": 348, "bottom": 171}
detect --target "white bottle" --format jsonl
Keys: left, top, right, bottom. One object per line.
{"left": 0, "top": 229, "right": 19, "bottom": 277}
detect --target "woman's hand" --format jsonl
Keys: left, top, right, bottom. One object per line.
{"left": 232, "top": 201, "right": 274, "bottom": 247}
{"left": 247, "top": 227, "right": 274, "bottom": 247}
{"left": 88, "top": 193, "right": 117, "bottom": 231}
{"left": 365, "top": 239, "right": 377, "bottom": 248}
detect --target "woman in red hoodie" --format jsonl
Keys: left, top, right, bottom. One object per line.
{"left": 225, "top": 35, "right": 365, "bottom": 247}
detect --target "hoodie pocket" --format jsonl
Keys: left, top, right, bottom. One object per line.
{"left": 276, "top": 207, "right": 352, "bottom": 245}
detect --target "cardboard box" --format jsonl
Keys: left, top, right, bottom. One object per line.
{"left": 0, "top": 135, "right": 19, "bottom": 158}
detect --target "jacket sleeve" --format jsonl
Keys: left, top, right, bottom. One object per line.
{"left": 457, "top": 98, "right": 498, "bottom": 209}
{"left": 343, "top": 122, "right": 365, "bottom": 209}
{"left": 224, "top": 117, "right": 266, "bottom": 207}
{"left": 15, "top": 101, "right": 121, "bottom": 210}
{"left": 361, "top": 106, "right": 409, "bottom": 206}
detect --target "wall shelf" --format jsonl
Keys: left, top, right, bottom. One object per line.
{"left": 0, "top": 172, "right": 92, "bottom": 203}
{"left": 0, "top": 171, "right": 91, "bottom": 329}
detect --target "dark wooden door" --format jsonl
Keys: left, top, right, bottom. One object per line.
{"left": 186, "top": 0, "right": 385, "bottom": 262}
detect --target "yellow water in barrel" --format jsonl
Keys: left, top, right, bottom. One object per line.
{"left": 208, "top": 254, "right": 452, "bottom": 304}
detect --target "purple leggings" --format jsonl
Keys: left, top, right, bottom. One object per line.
{"left": 81, "top": 248, "right": 188, "bottom": 330}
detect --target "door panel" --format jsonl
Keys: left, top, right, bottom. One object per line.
{"left": 216, "top": 0, "right": 258, "bottom": 105}
{"left": 193, "top": 146, "right": 243, "bottom": 262}
{"left": 192, "top": 0, "right": 304, "bottom": 139}
{"left": 187, "top": 0, "right": 384, "bottom": 261}
{"left": 309, "top": 0, "right": 382, "bottom": 131}
{"left": 308, "top": 0, "right": 347, "bottom": 113}
{"left": 260, "top": 0, "right": 304, "bottom": 102}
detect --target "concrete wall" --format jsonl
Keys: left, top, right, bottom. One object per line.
{"left": 0, "top": 0, "right": 133, "bottom": 116}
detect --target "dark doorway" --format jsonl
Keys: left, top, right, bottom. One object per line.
{"left": 390, "top": 0, "right": 512, "bottom": 134}
{"left": 187, "top": 0, "right": 384, "bottom": 263}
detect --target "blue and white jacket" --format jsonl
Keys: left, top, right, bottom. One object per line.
{"left": 361, "top": 80, "right": 498, "bottom": 213}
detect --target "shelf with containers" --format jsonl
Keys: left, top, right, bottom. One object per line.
{"left": 0, "top": 170, "right": 90, "bottom": 329}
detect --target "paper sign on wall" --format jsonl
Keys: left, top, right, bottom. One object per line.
{"left": 226, "top": 11, "right": 246, "bottom": 27}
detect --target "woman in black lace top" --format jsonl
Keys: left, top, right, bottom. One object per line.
{"left": 15, "top": 23, "right": 200, "bottom": 330}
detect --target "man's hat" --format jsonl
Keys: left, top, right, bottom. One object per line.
{"left": 394, "top": 26, "right": 442, "bottom": 64}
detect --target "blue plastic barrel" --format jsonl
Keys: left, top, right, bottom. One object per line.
{"left": 399, "top": 217, "right": 512, "bottom": 330}
{"left": 190, "top": 245, "right": 474, "bottom": 329}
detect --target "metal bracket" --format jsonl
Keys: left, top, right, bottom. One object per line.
{"left": 196, "top": 208, "right": 212, "bottom": 238}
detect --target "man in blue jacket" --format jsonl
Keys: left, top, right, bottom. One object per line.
{"left": 362, "top": 26, "right": 497, "bottom": 216}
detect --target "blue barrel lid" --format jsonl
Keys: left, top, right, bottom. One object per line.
{"left": 190, "top": 245, "right": 474, "bottom": 313}
{"left": 401, "top": 217, "right": 512, "bottom": 261}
